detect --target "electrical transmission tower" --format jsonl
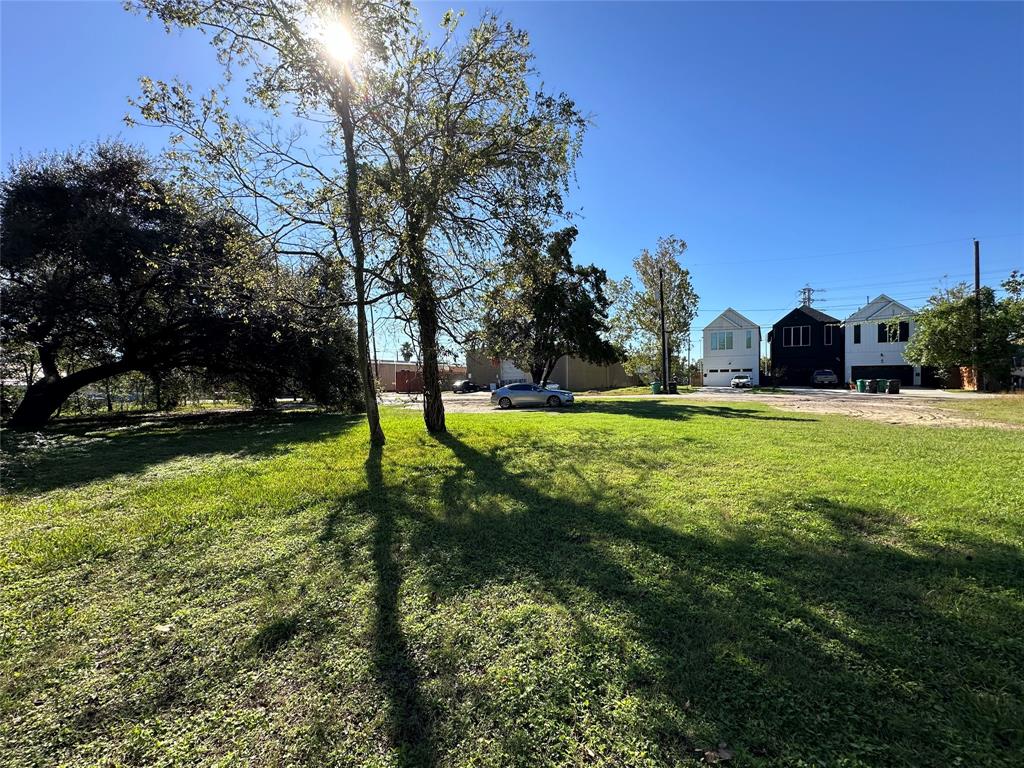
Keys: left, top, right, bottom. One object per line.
{"left": 798, "top": 284, "right": 824, "bottom": 306}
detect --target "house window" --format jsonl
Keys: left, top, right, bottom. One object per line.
{"left": 824, "top": 325, "right": 833, "bottom": 345}
{"left": 877, "top": 321, "right": 910, "bottom": 343}
{"left": 710, "top": 331, "right": 733, "bottom": 351}
{"left": 783, "top": 325, "right": 810, "bottom": 347}
{"left": 853, "top": 324, "right": 861, "bottom": 344}
{"left": 745, "top": 330, "right": 753, "bottom": 349}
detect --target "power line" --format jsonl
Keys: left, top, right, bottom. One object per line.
{"left": 802, "top": 263, "right": 1019, "bottom": 292}
{"left": 684, "top": 232, "right": 1023, "bottom": 268}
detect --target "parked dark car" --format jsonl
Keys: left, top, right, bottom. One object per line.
{"left": 812, "top": 369, "right": 839, "bottom": 386}
{"left": 451, "top": 379, "right": 485, "bottom": 393}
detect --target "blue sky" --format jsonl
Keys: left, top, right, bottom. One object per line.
{"left": 3, "top": 1, "right": 1022, "bottom": 359}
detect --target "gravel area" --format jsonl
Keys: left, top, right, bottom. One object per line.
{"left": 381, "top": 388, "right": 1021, "bottom": 429}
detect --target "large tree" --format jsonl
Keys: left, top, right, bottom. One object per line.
{"left": 608, "top": 236, "right": 699, "bottom": 382}
{"left": 131, "top": 0, "right": 415, "bottom": 447}
{"left": 1, "top": 144, "right": 255, "bottom": 429}
{"left": 132, "top": 4, "right": 585, "bottom": 436}
{"left": 481, "top": 226, "right": 617, "bottom": 386}
{"left": 205, "top": 260, "right": 363, "bottom": 410}
{"left": 904, "top": 273, "right": 1024, "bottom": 390}
{"left": 356, "top": 11, "right": 586, "bottom": 432}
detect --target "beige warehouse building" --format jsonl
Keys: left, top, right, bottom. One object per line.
{"left": 466, "top": 352, "right": 638, "bottom": 391}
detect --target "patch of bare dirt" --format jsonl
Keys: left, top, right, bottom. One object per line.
{"left": 381, "top": 389, "right": 1020, "bottom": 429}
{"left": 637, "top": 389, "right": 1021, "bottom": 430}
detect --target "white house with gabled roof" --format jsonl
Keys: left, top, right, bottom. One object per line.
{"left": 702, "top": 308, "right": 760, "bottom": 386}
{"left": 843, "top": 294, "right": 921, "bottom": 385}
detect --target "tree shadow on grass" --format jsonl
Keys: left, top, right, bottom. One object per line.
{"left": 404, "top": 431, "right": 1023, "bottom": 764}
{"left": 1, "top": 410, "right": 361, "bottom": 495}
{"left": 572, "top": 399, "right": 818, "bottom": 422}
{"left": 364, "top": 442, "right": 437, "bottom": 768}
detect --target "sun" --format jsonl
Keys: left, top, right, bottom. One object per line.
{"left": 321, "top": 18, "right": 357, "bottom": 65}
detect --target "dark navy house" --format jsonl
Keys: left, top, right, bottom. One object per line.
{"left": 767, "top": 306, "right": 844, "bottom": 386}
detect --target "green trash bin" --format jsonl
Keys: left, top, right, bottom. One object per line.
{"left": 876, "top": 378, "right": 889, "bottom": 394}
{"left": 856, "top": 379, "right": 867, "bottom": 393}
{"left": 651, "top": 381, "right": 663, "bottom": 394}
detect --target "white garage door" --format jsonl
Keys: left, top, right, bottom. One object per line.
{"left": 704, "top": 368, "right": 738, "bottom": 386}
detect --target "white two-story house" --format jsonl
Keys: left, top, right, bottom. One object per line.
{"left": 702, "top": 309, "right": 761, "bottom": 386}
{"left": 843, "top": 295, "right": 922, "bottom": 386}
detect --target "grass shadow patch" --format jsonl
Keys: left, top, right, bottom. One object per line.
{"left": 575, "top": 399, "right": 817, "bottom": 422}
{"left": 2, "top": 410, "right": 361, "bottom": 494}
{"left": 249, "top": 614, "right": 303, "bottom": 654}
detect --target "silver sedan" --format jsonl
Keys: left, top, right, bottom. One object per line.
{"left": 491, "top": 383, "right": 575, "bottom": 409}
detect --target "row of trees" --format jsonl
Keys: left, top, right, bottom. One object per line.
{"left": 122, "top": 0, "right": 588, "bottom": 445}
{"left": 1, "top": 145, "right": 362, "bottom": 429}
{"left": 2, "top": 1, "right": 701, "bottom": 434}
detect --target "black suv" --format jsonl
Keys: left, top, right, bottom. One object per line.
{"left": 452, "top": 379, "right": 485, "bottom": 393}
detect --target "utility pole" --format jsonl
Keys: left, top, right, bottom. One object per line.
{"left": 974, "top": 238, "right": 981, "bottom": 390}
{"left": 659, "top": 267, "right": 670, "bottom": 388}
{"left": 686, "top": 333, "right": 691, "bottom": 385}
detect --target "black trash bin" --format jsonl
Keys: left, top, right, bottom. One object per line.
{"left": 866, "top": 379, "right": 878, "bottom": 393}
{"left": 667, "top": 380, "right": 679, "bottom": 394}
{"left": 886, "top": 379, "right": 901, "bottom": 394}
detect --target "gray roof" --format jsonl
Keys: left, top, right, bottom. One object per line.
{"left": 796, "top": 305, "right": 841, "bottom": 324}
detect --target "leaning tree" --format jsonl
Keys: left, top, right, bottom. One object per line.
{"left": 0, "top": 143, "right": 277, "bottom": 429}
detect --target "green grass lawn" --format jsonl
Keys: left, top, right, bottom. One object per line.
{"left": 931, "top": 394, "right": 1024, "bottom": 426}
{"left": 2, "top": 403, "right": 1022, "bottom": 767}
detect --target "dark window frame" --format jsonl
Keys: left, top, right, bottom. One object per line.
{"left": 877, "top": 321, "right": 909, "bottom": 343}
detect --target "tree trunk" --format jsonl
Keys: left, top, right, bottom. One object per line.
{"left": 543, "top": 358, "right": 556, "bottom": 386}
{"left": 530, "top": 361, "right": 546, "bottom": 386}
{"left": 530, "top": 358, "right": 556, "bottom": 386}
{"left": 337, "top": 51, "right": 385, "bottom": 447}
{"left": 408, "top": 241, "right": 446, "bottom": 434}
{"left": 153, "top": 372, "right": 163, "bottom": 411}
{"left": 7, "top": 361, "right": 131, "bottom": 430}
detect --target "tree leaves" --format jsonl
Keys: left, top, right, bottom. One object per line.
{"left": 608, "top": 237, "right": 699, "bottom": 381}
{"left": 480, "top": 226, "right": 617, "bottom": 383}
